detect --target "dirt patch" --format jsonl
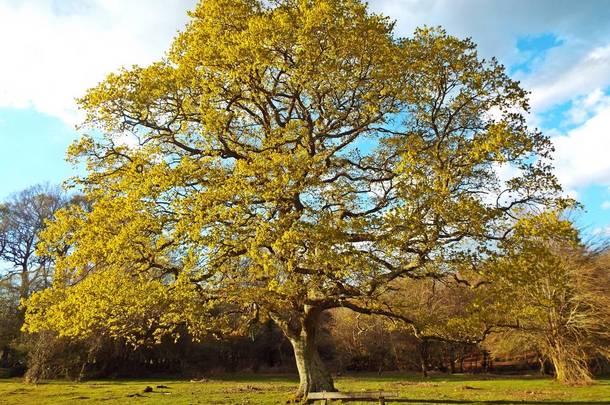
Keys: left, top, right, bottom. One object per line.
{"left": 516, "top": 390, "right": 553, "bottom": 398}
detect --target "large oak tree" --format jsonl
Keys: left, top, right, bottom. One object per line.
{"left": 24, "top": 0, "right": 565, "bottom": 397}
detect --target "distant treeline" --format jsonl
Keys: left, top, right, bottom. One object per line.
{"left": 7, "top": 310, "right": 610, "bottom": 381}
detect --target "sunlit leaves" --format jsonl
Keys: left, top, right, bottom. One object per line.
{"left": 24, "top": 0, "right": 565, "bottom": 345}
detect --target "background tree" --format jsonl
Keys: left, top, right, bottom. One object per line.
{"left": 484, "top": 213, "right": 610, "bottom": 384}
{"left": 24, "top": 0, "right": 566, "bottom": 398}
{"left": 382, "top": 276, "right": 494, "bottom": 375}
{"left": 0, "top": 184, "right": 68, "bottom": 300}
{"left": 0, "top": 205, "right": 7, "bottom": 257}
{"left": 0, "top": 281, "right": 21, "bottom": 369}
{"left": 0, "top": 184, "right": 69, "bottom": 369}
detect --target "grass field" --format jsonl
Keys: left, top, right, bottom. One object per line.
{"left": 0, "top": 373, "right": 609, "bottom": 404}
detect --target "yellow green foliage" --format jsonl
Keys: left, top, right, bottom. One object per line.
{"left": 482, "top": 212, "right": 610, "bottom": 384}
{"left": 24, "top": 0, "right": 566, "bottom": 349}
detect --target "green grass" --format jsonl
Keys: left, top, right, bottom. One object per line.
{"left": 0, "top": 373, "right": 608, "bottom": 404}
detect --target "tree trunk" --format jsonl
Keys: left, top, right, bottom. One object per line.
{"left": 418, "top": 339, "right": 429, "bottom": 378}
{"left": 546, "top": 341, "right": 593, "bottom": 385}
{"left": 20, "top": 263, "right": 30, "bottom": 300}
{"left": 482, "top": 350, "right": 489, "bottom": 373}
{"left": 459, "top": 347, "right": 465, "bottom": 373}
{"left": 286, "top": 307, "right": 335, "bottom": 400}
{"left": 549, "top": 352, "right": 593, "bottom": 385}
{"left": 449, "top": 346, "right": 456, "bottom": 374}
{"left": 539, "top": 357, "right": 548, "bottom": 375}
{"left": 0, "top": 346, "right": 10, "bottom": 368}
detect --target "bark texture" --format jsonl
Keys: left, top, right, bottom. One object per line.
{"left": 283, "top": 306, "right": 336, "bottom": 400}
{"left": 549, "top": 351, "right": 593, "bottom": 384}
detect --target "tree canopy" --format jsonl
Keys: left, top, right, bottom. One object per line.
{"left": 483, "top": 213, "right": 610, "bottom": 384}
{"left": 0, "top": 184, "right": 70, "bottom": 372}
{"left": 24, "top": 0, "right": 567, "bottom": 397}
{"left": 0, "top": 184, "right": 68, "bottom": 300}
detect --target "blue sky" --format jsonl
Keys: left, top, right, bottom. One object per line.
{"left": 1, "top": 0, "right": 609, "bottom": 235}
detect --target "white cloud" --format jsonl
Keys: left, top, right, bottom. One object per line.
{"left": 552, "top": 102, "right": 610, "bottom": 190}
{"left": 370, "top": 1, "right": 610, "bottom": 116}
{"left": 527, "top": 45, "right": 610, "bottom": 112}
{"left": 494, "top": 162, "right": 521, "bottom": 185}
{"left": 371, "top": 1, "right": 610, "bottom": 61}
{"left": 0, "top": 0, "right": 195, "bottom": 126}
{"left": 114, "top": 132, "right": 139, "bottom": 149}
{"left": 602, "top": 201, "right": 610, "bottom": 210}
{"left": 0, "top": 0, "right": 609, "bottom": 141}
{"left": 565, "top": 89, "right": 610, "bottom": 126}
